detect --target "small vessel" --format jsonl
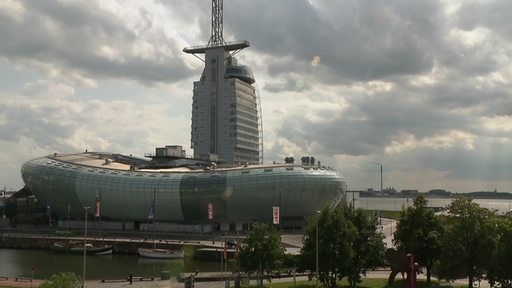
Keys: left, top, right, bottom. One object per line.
{"left": 52, "top": 198, "right": 114, "bottom": 256}
{"left": 137, "top": 247, "right": 184, "bottom": 259}
{"left": 137, "top": 188, "right": 184, "bottom": 259}
{"left": 52, "top": 241, "right": 113, "bottom": 255}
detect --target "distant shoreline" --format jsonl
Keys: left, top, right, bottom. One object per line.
{"left": 359, "top": 191, "right": 512, "bottom": 200}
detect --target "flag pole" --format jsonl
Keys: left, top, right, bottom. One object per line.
{"left": 152, "top": 188, "right": 156, "bottom": 250}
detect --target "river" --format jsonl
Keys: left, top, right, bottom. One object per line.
{"left": 0, "top": 248, "right": 232, "bottom": 281}
{"left": 355, "top": 196, "right": 512, "bottom": 214}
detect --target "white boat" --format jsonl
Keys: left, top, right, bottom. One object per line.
{"left": 137, "top": 189, "right": 185, "bottom": 259}
{"left": 137, "top": 248, "right": 184, "bottom": 259}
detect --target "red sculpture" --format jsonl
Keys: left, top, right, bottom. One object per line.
{"left": 406, "top": 253, "right": 419, "bottom": 288}
{"left": 386, "top": 248, "right": 419, "bottom": 288}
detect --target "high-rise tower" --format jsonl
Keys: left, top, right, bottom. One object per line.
{"left": 184, "top": 0, "right": 262, "bottom": 164}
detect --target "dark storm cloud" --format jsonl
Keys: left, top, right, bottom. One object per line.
{"left": 275, "top": 84, "right": 477, "bottom": 157}
{"left": 0, "top": 0, "right": 194, "bottom": 85}
{"left": 2, "top": 0, "right": 512, "bottom": 192}
{"left": 456, "top": 1, "right": 512, "bottom": 37}
{"left": 226, "top": 0, "right": 439, "bottom": 83}
{"left": 429, "top": 146, "right": 512, "bottom": 182}
{"left": 229, "top": 0, "right": 512, "bottom": 172}
{"left": 420, "top": 76, "right": 512, "bottom": 117}
{"left": 0, "top": 99, "right": 76, "bottom": 150}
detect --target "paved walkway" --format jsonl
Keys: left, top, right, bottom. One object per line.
{"left": 0, "top": 279, "right": 43, "bottom": 287}
{"left": 85, "top": 275, "right": 325, "bottom": 288}
{"left": 0, "top": 276, "right": 298, "bottom": 288}
{"left": 1, "top": 271, "right": 488, "bottom": 288}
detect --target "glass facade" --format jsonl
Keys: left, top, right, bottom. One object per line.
{"left": 21, "top": 156, "right": 346, "bottom": 227}
{"left": 190, "top": 48, "right": 261, "bottom": 164}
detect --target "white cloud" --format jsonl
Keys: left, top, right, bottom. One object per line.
{"left": 0, "top": 0, "right": 26, "bottom": 22}
{"left": 385, "top": 131, "right": 476, "bottom": 154}
{"left": 1, "top": 0, "right": 512, "bottom": 193}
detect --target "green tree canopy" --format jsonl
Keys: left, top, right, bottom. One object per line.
{"left": 300, "top": 206, "right": 354, "bottom": 288}
{"left": 438, "top": 197, "right": 497, "bottom": 288}
{"left": 345, "top": 207, "right": 386, "bottom": 288}
{"left": 237, "top": 222, "right": 285, "bottom": 286}
{"left": 487, "top": 215, "right": 512, "bottom": 288}
{"left": 393, "top": 194, "right": 442, "bottom": 284}
{"left": 300, "top": 204, "right": 385, "bottom": 288}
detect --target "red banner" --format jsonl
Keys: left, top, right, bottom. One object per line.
{"left": 273, "top": 206, "right": 280, "bottom": 224}
{"left": 94, "top": 198, "right": 101, "bottom": 218}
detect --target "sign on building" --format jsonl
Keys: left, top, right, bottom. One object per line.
{"left": 272, "top": 206, "right": 280, "bottom": 225}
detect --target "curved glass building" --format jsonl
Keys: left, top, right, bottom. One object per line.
{"left": 21, "top": 151, "right": 346, "bottom": 228}
{"left": 19, "top": 1, "right": 348, "bottom": 230}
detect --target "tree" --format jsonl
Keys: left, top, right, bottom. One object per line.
{"left": 299, "top": 206, "right": 353, "bottom": 288}
{"left": 393, "top": 194, "right": 442, "bottom": 285}
{"left": 487, "top": 215, "right": 512, "bottom": 288}
{"left": 438, "top": 197, "right": 497, "bottom": 288}
{"left": 345, "top": 207, "right": 386, "bottom": 288}
{"left": 40, "top": 272, "right": 81, "bottom": 288}
{"left": 237, "top": 222, "right": 285, "bottom": 286}
{"left": 299, "top": 204, "right": 385, "bottom": 288}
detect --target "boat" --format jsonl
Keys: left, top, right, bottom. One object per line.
{"left": 137, "top": 189, "right": 184, "bottom": 259}
{"left": 137, "top": 247, "right": 184, "bottom": 259}
{"left": 52, "top": 241, "right": 113, "bottom": 255}
{"left": 51, "top": 201, "right": 113, "bottom": 256}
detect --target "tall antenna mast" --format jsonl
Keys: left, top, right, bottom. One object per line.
{"left": 208, "top": 0, "right": 224, "bottom": 47}
{"left": 184, "top": 0, "right": 249, "bottom": 55}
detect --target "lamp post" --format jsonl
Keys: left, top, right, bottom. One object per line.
{"left": 1, "top": 213, "right": 5, "bottom": 236}
{"left": 82, "top": 206, "right": 90, "bottom": 288}
{"left": 379, "top": 163, "right": 383, "bottom": 192}
{"left": 279, "top": 189, "right": 282, "bottom": 231}
{"left": 367, "top": 162, "right": 383, "bottom": 193}
{"left": 316, "top": 210, "right": 320, "bottom": 288}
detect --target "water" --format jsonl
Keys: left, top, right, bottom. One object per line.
{"left": 0, "top": 249, "right": 230, "bottom": 280}
{"left": 356, "top": 197, "right": 512, "bottom": 214}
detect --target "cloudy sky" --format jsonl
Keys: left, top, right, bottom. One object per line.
{"left": 1, "top": 0, "right": 512, "bottom": 193}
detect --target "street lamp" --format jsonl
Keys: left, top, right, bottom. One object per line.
{"left": 367, "top": 162, "right": 383, "bottom": 192}
{"left": 1, "top": 214, "right": 5, "bottom": 236}
{"left": 316, "top": 210, "right": 320, "bottom": 288}
{"left": 82, "top": 206, "right": 90, "bottom": 288}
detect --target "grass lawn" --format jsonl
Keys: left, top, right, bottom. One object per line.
{"left": 241, "top": 278, "right": 464, "bottom": 288}
{"left": 0, "top": 278, "right": 467, "bottom": 288}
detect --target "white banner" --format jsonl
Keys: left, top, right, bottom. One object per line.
{"left": 208, "top": 203, "right": 214, "bottom": 220}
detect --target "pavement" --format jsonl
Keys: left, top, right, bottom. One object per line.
{"left": 0, "top": 276, "right": 304, "bottom": 288}
{"left": 0, "top": 279, "right": 43, "bottom": 287}
{"left": 0, "top": 272, "right": 486, "bottom": 288}
{"left": 82, "top": 275, "right": 317, "bottom": 288}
